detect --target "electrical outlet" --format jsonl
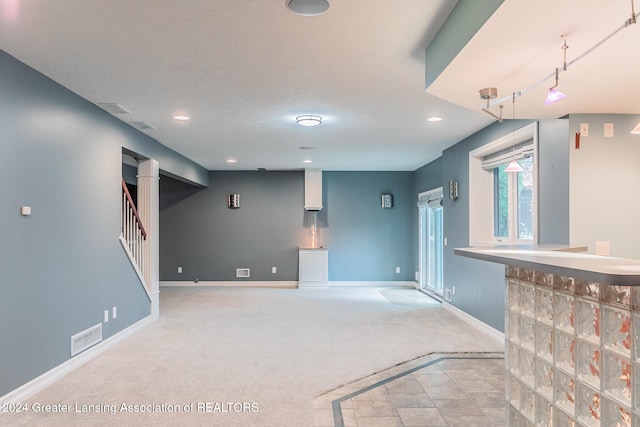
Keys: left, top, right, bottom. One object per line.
{"left": 104, "top": 310, "right": 109, "bottom": 323}
{"left": 395, "top": 267, "right": 400, "bottom": 274}
{"left": 177, "top": 266, "right": 182, "bottom": 273}
{"left": 272, "top": 267, "right": 277, "bottom": 274}
{"left": 112, "top": 306, "right": 117, "bottom": 319}
{"left": 595, "top": 241, "right": 610, "bottom": 256}
{"left": 444, "top": 288, "right": 452, "bottom": 302}
{"left": 444, "top": 237, "right": 448, "bottom": 246}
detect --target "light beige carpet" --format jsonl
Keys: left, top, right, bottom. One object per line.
{"left": 2, "top": 286, "right": 502, "bottom": 426}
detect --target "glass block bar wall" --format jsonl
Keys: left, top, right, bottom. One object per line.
{"left": 505, "top": 265, "right": 640, "bottom": 427}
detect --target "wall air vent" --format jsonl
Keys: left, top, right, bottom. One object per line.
{"left": 236, "top": 268, "right": 250, "bottom": 278}
{"left": 129, "top": 121, "right": 156, "bottom": 130}
{"left": 96, "top": 103, "right": 131, "bottom": 114}
{"left": 70, "top": 323, "right": 103, "bottom": 357}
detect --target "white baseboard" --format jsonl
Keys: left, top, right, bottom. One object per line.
{"left": 160, "top": 281, "right": 298, "bottom": 288}
{"left": 160, "top": 280, "right": 416, "bottom": 289}
{"left": 327, "top": 281, "right": 416, "bottom": 288}
{"left": 0, "top": 315, "right": 154, "bottom": 405}
{"left": 442, "top": 302, "right": 504, "bottom": 346}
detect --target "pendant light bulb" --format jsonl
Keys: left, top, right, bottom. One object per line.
{"left": 545, "top": 88, "right": 567, "bottom": 105}
{"left": 505, "top": 160, "right": 524, "bottom": 173}
{"left": 545, "top": 68, "right": 567, "bottom": 105}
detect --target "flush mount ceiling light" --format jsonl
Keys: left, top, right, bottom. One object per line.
{"left": 173, "top": 114, "right": 190, "bottom": 121}
{"left": 427, "top": 116, "right": 443, "bottom": 122}
{"left": 296, "top": 114, "right": 322, "bottom": 127}
{"left": 286, "top": 0, "right": 329, "bottom": 16}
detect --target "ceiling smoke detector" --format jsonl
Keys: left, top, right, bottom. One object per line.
{"left": 286, "top": 0, "right": 329, "bottom": 16}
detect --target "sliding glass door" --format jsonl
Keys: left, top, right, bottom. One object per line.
{"left": 418, "top": 189, "right": 443, "bottom": 296}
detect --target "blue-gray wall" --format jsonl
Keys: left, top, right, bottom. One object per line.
{"left": 0, "top": 49, "right": 207, "bottom": 397}
{"left": 323, "top": 172, "right": 414, "bottom": 281}
{"left": 159, "top": 171, "right": 414, "bottom": 282}
{"left": 160, "top": 171, "right": 305, "bottom": 282}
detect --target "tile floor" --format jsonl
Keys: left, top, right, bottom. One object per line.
{"left": 313, "top": 353, "right": 506, "bottom": 427}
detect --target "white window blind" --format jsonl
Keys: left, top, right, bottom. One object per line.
{"left": 418, "top": 192, "right": 442, "bottom": 207}
{"left": 481, "top": 140, "right": 534, "bottom": 170}
{"left": 427, "top": 198, "right": 442, "bottom": 208}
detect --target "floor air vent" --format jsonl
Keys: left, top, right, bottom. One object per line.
{"left": 236, "top": 268, "right": 250, "bottom": 278}
{"left": 71, "top": 323, "right": 103, "bottom": 356}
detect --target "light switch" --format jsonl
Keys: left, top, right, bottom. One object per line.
{"left": 20, "top": 206, "right": 31, "bottom": 216}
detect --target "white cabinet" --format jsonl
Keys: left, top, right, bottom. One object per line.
{"left": 298, "top": 248, "right": 328, "bottom": 287}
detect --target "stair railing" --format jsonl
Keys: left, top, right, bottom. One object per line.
{"left": 121, "top": 179, "right": 147, "bottom": 277}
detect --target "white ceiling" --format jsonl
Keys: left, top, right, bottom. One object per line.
{"left": 428, "top": 0, "right": 640, "bottom": 123}
{"left": 1, "top": 0, "right": 639, "bottom": 172}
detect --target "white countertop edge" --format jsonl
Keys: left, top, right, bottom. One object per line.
{"left": 454, "top": 247, "right": 640, "bottom": 285}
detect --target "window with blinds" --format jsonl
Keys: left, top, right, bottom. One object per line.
{"left": 468, "top": 122, "right": 538, "bottom": 245}
{"left": 484, "top": 140, "right": 534, "bottom": 241}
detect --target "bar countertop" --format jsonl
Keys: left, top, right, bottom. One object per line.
{"left": 454, "top": 246, "right": 640, "bottom": 286}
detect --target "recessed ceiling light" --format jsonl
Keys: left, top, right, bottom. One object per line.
{"left": 427, "top": 116, "right": 443, "bottom": 122}
{"left": 227, "top": 159, "right": 237, "bottom": 164}
{"left": 303, "top": 160, "right": 313, "bottom": 164}
{"left": 286, "top": 0, "right": 329, "bottom": 16}
{"left": 296, "top": 115, "right": 322, "bottom": 127}
{"left": 174, "top": 114, "right": 190, "bottom": 121}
